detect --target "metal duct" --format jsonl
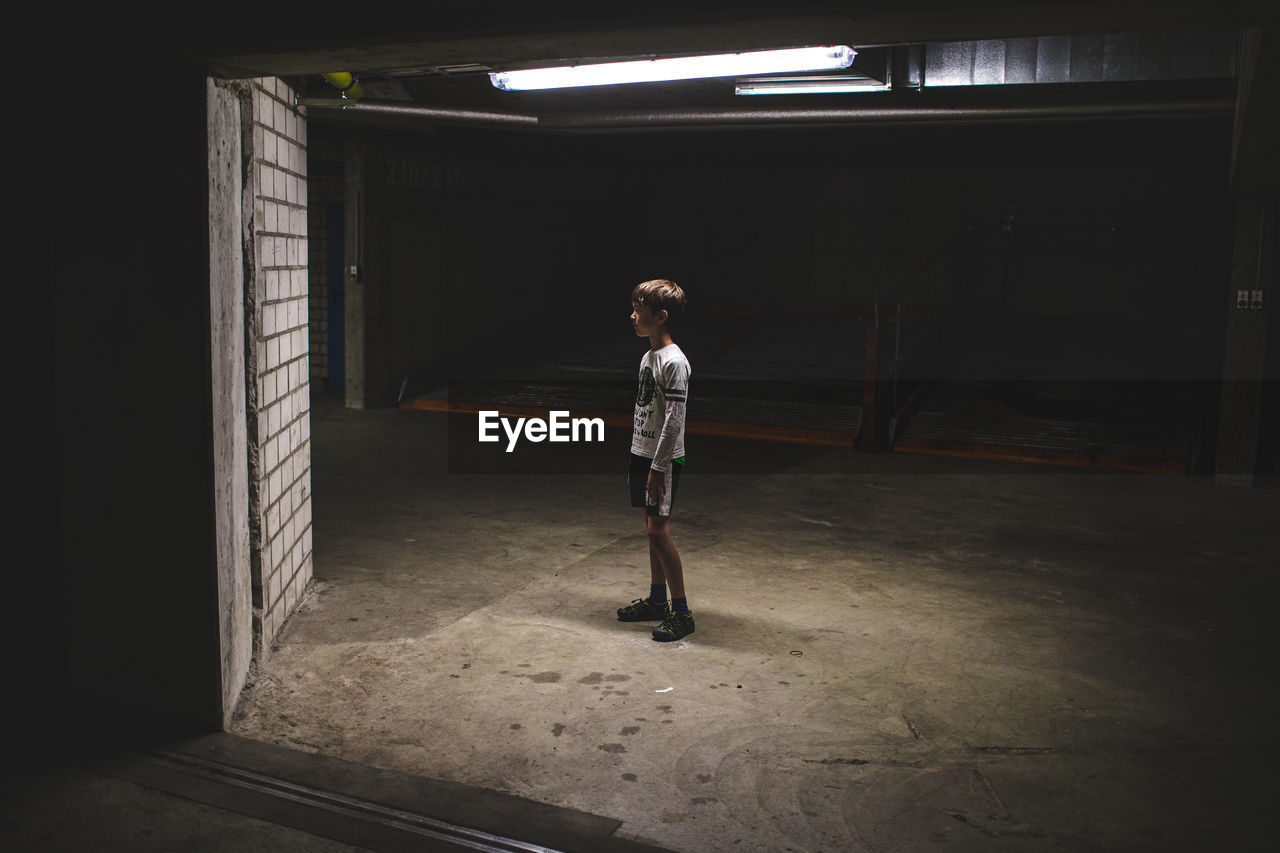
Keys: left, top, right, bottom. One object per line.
{"left": 303, "top": 97, "right": 1230, "bottom": 131}
{"left": 922, "top": 30, "right": 1238, "bottom": 87}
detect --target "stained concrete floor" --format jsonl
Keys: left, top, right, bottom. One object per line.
{"left": 223, "top": 388, "right": 1279, "bottom": 852}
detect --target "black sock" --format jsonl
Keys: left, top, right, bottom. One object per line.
{"left": 650, "top": 584, "right": 667, "bottom": 603}
{"left": 671, "top": 596, "right": 690, "bottom": 615}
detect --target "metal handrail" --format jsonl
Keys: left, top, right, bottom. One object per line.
{"left": 884, "top": 227, "right": 973, "bottom": 303}
{"left": 869, "top": 223, "right": 1007, "bottom": 445}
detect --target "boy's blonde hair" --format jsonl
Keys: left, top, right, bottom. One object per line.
{"left": 631, "top": 279, "right": 686, "bottom": 330}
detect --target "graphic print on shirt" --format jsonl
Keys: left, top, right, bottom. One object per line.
{"left": 637, "top": 366, "right": 656, "bottom": 407}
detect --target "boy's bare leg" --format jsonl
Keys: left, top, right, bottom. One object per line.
{"left": 646, "top": 514, "right": 685, "bottom": 600}
{"left": 648, "top": 530, "right": 666, "bottom": 587}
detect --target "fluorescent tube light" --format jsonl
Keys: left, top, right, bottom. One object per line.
{"left": 735, "top": 74, "right": 890, "bottom": 95}
{"left": 490, "top": 46, "right": 856, "bottom": 91}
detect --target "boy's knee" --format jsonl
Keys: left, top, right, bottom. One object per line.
{"left": 646, "top": 517, "right": 671, "bottom": 541}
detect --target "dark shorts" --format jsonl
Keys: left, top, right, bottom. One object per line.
{"left": 629, "top": 452, "right": 683, "bottom": 517}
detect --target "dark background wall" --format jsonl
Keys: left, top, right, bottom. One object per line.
{"left": 329, "top": 114, "right": 1233, "bottom": 401}
{"left": 343, "top": 127, "right": 617, "bottom": 406}
{"left": 606, "top": 122, "right": 1231, "bottom": 323}
{"left": 23, "top": 68, "right": 227, "bottom": 738}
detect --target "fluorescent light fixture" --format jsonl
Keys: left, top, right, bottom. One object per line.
{"left": 490, "top": 46, "right": 855, "bottom": 91}
{"left": 735, "top": 74, "right": 890, "bottom": 95}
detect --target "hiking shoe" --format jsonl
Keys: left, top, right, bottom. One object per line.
{"left": 617, "top": 597, "right": 670, "bottom": 622}
{"left": 652, "top": 611, "right": 695, "bottom": 642}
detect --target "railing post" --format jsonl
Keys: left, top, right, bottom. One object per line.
{"left": 860, "top": 306, "right": 880, "bottom": 451}
{"left": 892, "top": 303, "right": 903, "bottom": 413}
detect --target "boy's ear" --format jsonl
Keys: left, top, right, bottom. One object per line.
{"left": 656, "top": 308, "right": 668, "bottom": 325}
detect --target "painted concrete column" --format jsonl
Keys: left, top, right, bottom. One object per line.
{"left": 1214, "top": 196, "right": 1274, "bottom": 486}
{"left": 344, "top": 131, "right": 367, "bottom": 408}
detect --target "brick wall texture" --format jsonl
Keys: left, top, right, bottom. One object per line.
{"left": 250, "top": 77, "right": 313, "bottom": 648}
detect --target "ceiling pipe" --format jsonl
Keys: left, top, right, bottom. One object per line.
{"left": 303, "top": 96, "right": 1230, "bottom": 131}
{"left": 538, "top": 98, "right": 1233, "bottom": 131}
{"left": 323, "top": 100, "right": 538, "bottom": 127}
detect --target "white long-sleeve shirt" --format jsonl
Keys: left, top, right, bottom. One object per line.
{"left": 630, "top": 343, "right": 690, "bottom": 471}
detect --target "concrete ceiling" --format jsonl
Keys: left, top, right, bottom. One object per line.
{"left": 53, "top": 0, "right": 1275, "bottom": 189}
{"left": 177, "top": 1, "right": 1267, "bottom": 78}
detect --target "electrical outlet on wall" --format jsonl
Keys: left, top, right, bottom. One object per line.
{"left": 1250, "top": 290, "right": 1264, "bottom": 310}
{"left": 1237, "top": 289, "right": 1250, "bottom": 309}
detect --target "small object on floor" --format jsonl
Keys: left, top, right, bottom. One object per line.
{"left": 618, "top": 597, "right": 670, "bottom": 622}
{"left": 653, "top": 611, "right": 695, "bottom": 642}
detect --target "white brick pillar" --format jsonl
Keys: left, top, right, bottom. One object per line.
{"left": 248, "top": 77, "right": 314, "bottom": 651}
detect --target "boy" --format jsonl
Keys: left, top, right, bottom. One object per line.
{"left": 618, "top": 279, "right": 694, "bottom": 642}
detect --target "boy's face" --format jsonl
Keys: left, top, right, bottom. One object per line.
{"left": 631, "top": 302, "right": 665, "bottom": 337}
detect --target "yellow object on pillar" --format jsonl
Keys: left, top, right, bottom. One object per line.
{"left": 321, "top": 73, "right": 364, "bottom": 103}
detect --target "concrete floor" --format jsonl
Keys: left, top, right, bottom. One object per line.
{"left": 222, "top": 388, "right": 1278, "bottom": 852}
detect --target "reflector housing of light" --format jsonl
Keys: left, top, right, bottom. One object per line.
{"left": 734, "top": 74, "right": 889, "bottom": 95}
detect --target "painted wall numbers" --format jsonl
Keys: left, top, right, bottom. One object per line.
{"left": 384, "top": 157, "right": 462, "bottom": 192}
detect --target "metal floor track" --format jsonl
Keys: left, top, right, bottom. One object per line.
{"left": 91, "top": 733, "right": 668, "bottom": 853}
